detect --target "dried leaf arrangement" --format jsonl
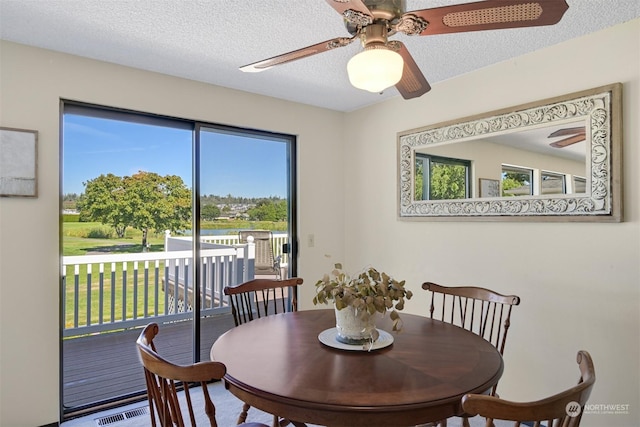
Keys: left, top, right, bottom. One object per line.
{"left": 313, "top": 263, "right": 413, "bottom": 332}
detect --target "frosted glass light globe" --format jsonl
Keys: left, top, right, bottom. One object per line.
{"left": 347, "top": 48, "right": 404, "bottom": 93}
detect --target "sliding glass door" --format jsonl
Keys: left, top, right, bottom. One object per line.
{"left": 193, "top": 124, "right": 297, "bottom": 362}
{"left": 61, "top": 102, "right": 296, "bottom": 416}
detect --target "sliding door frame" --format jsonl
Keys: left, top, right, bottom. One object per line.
{"left": 59, "top": 100, "right": 298, "bottom": 416}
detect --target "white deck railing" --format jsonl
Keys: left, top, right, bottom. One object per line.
{"left": 199, "top": 232, "right": 289, "bottom": 265}
{"left": 62, "top": 247, "right": 244, "bottom": 337}
{"left": 61, "top": 232, "right": 289, "bottom": 338}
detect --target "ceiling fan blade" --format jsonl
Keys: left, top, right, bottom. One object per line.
{"left": 324, "top": 0, "right": 374, "bottom": 26}
{"left": 240, "top": 35, "right": 358, "bottom": 73}
{"left": 401, "top": 0, "right": 569, "bottom": 36}
{"left": 389, "top": 41, "right": 431, "bottom": 99}
{"left": 549, "top": 134, "right": 585, "bottom": 148}
{"left": 548, "top": 126, "right": 585, "bottom": 138}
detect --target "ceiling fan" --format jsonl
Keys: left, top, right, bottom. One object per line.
{"left": 548, "top": 126, "right": 586, "bottom": 148}
{"left": 240, "top": 0, "right": 570, "bottom": 99}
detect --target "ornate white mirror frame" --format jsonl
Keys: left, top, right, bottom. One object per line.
{"left": 398, "top": 83, "right": 623, "bottom": 222}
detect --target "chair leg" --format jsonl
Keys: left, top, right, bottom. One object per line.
{"left": 415, "top": 421, "right": 446, "bottom": 427}
{"left": 271, "top": 414, "right": 306, "bottom": 427}
{"left": 277, "top": 417, "right": 295, "bottom": 427}
{"left": 237, "top": 402, "right": 250, "bottom": 425}
{"left": 273, "top": 414, "right": 282, "bottom": 427}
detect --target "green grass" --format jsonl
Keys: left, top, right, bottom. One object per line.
{"left": 62, "top": 220, "right": 286, "bottom": 256}
{"left": 63, "top": 261, "right": 167, "bottom": 329}
{"left": 62, "top": 222, "right": 165, "bottom": 256}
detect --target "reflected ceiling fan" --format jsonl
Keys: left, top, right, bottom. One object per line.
{"left": 548, "top": 126, "right": 586, "bottom": 148}
{"left": 240, "top": 0, "right": 570, "bottom": 99}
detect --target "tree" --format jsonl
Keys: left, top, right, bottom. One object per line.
{"left": 124, "top": 172, "right": 191, "bottom": 248}
{"left": 247, "top": 199, "right": 287, "bottom": 221}
{"left": 77, "top": 174, "right": 129, "bottom": 238}
{"left": 414, "top": 158, "right": 468, "bottom": 200}
{"left": 415, "top": 160, "right": 424, "bottom": 200}
{"left": 201, "top": 204, "right": 221, "bottom": 221}
{"left": 274, "top": 200, "right": 287, "bottom": 221}
{"left": 430, "top": 164, "right": 467, "bottom": 200}
{"left": 501, "top": 171, "right": 530, "bottom": 196}
{"left": 77, "top": 171, "right": 191, "bottom": 248}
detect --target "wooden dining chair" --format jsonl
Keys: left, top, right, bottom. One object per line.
{"left": 422, "top": 281, "right": 521, "bottom": 427}
{"left": 224, "top": 277, "right": 303, "bottom": 327}
{"left": 422, "top": 282, "right": 521, "bottom": 368}
{"left": 136, "top": 322, "right": 269, "bottom": 427}
{"left": 462, "top": 350, "right": 596, "bottom": 427}
{"left": 223, "top": 278, "right": 305, "bottom": 427}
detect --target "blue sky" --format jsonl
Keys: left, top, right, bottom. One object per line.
{"left": 63, "top": 114, "right": 288, "bottom": 198}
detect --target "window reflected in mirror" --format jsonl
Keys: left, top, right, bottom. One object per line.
{"left": 573, "top": 176, "right": 587, "bottom": 193}
{"left": 415, "top": 154, "right": 470, "bottom": 200}
{"left": 501, "top": 165, "right": 532, "bottom": 197}
{"left": 541, "top": 171, "right": 566, "bottom": 195}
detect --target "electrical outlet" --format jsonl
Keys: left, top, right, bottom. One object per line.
{"left": 307, "top": 234, "right": 315, "bottom": 248}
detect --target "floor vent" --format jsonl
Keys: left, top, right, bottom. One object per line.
{"left": 94, "top": 406, "right": 149, "bottom": 426}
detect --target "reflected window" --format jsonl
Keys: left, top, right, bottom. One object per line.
{"left": 573, "top": 176, "right": 587, "bottom": 194}
{"left": 501, "top": 165, "right": 532, "bottom": 197}
{"left": 541, "top": 171, "right": 566, "bottom": 194}
{"left": 415, "top": 154, "right": 471, "bottom": 200}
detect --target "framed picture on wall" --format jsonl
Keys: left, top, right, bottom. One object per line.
{"left": 479, "top": 178, "right": 499, "bottom": 198}
{"left": 0, "top": 127, "right": 38, "bottom": 197}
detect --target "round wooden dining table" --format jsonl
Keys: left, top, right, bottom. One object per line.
{"left": 210, "top": 309, "right": 503, "bottom": 427}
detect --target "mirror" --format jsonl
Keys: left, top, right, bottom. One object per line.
{"left": 398, "top": 83, "right": 622, "bottom": 221}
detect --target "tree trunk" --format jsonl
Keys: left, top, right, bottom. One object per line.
{"left": 142, "top": 228, "right": 148, "bottom": 252}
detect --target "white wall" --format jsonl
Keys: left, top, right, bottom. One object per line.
{"left": 342, "top": 19, "right": 640, "bottom": 427}
{"left": 0, "top": 41, "right": 345, "bottom": 426}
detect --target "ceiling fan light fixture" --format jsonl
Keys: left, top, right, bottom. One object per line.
{"left": 347, "top": 46, "right": 404, "bottom": 93}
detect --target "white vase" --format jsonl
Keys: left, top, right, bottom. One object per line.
{"left": 334, "top": 305, "right": 378, "bottom": 345}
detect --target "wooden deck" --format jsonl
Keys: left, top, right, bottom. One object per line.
{"left": 62, "top": 312, "right": 236, "bottom": 415}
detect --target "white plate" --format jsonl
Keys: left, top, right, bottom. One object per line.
{"left": 318, "top": 327, "right": 394, "bottom": 352}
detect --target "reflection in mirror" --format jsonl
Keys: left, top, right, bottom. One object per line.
{"left": 413, "top": 118, "right": 587, "bottom": 201}
{"left": 398, "top": 83, "right": 622, "bottom": 221}
{"left": 414, "top": 155, "right": 470, "bottom": 200}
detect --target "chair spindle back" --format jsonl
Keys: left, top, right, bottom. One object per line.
{"left": 224, "top": 278, "right": 303, "bottom": 327}
{"left": 422, "top": 282, "right": 520, "bottom": 356}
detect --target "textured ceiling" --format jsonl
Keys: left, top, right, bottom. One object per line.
{"left": 1, "top": 1, "right": 638, "bottom": 112}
